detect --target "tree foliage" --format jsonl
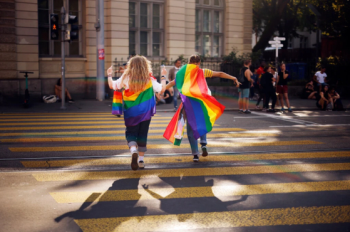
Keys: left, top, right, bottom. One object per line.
{"left": 253, "top": 0, "right": 350, "bottom": 52}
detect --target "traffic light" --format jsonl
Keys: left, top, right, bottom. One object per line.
{"left": 65, "top": 14, "right": 79, "bottom": 41}
{"left": 50, "top": 14, "right": 59, "bottom": 40}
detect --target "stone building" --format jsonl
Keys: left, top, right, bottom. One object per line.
{"left": 0, "top": 0, "right": 252, "bottom": 100}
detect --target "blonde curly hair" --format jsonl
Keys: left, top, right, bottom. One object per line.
{"left": 122, "top": 56, "right": 152, "bottom": 93}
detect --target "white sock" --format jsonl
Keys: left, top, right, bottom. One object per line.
{"left": 139, "top": 156, "right": 144, "bottom": 161}
{"left": 130, "top": 146, "right": 137, "bottom": 154}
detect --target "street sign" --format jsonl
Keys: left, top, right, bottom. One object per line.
{"left": 269, "top": 41, "right": 281, "bottom": 45}
{"left": 274, "top": 37, "right": 286, "bottom": 41}
{"left": 271, "top": 44, "right": 283, "bottom": 48}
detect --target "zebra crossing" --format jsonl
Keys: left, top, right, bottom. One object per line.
{"left": 0, "top": 112, "right": 350, "bottom": 231}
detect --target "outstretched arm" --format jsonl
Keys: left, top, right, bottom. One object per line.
{"left": 211, "top": 71, "right": 241, "bottom": 87}
{"left": 107, "top": 66, "right": 114, "bottom": 90}
{"left": 166, "top": 80, "right": 176, "bottom": 90}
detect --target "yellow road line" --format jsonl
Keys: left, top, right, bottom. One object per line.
{"left": 0, "top": 117, "right": 171, "bottom": 121}
{"left": 3, "top": 133, "right": 277, "bottom": 143}
{"left": 0, "top": 120, "right": 170, "bottom": 126}
{"left": 21, "top": 151, "right": 350, "bottom": 168}
{"left": 0, "top": 124, "right": 171, "bottom": 131}
{"left": 0, "top": 128, "right": 245, "bottom": 137}
{"left": 74, "top": 205, "right": 350, "bottom": 232}
{"left": 31, "top": 162, "right": 344, "bottom": 182}
{"left": 50, "top": 180, "right": 350, "bottom": 203}
{"left": 10, "top": 140, "right": 322, "bottom": 152}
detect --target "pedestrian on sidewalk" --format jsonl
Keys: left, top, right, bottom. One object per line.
{"left": 255, "top": 61, "right": 266, "bottom": 109}
{"left": 277, "top": 63, "right": 292, "bottom": 112}
{"left": 261, "top": 66, "right": 277, "bottom": 112}
{"left": 168, "top": 59, "right": 182, "bottom": 111}
{"left": 107, "top": 56, "right": 166, "bottom": 171}
{"left": 314, "top": 66, "right": 328, "bottom": 93}
{"left": 164, "top": 54, "right": 240, "bottom": 162}
{"left": 238, "top": 60, "right": 253, "bottom": 114}
{"left": 271, "top": 67, "right": 280, "bottom": 107}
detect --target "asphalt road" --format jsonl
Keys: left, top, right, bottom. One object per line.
{"left": 0, "top": 110, "right": 350, "bottom": 232}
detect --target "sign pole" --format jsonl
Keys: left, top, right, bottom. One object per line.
{"left": 96, "top": 0, "right": 105, "bottom": 101}
{"left": 60, "top": 6, "right": 66, "bottom": 109}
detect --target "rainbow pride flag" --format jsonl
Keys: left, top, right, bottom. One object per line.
{"left": 164, "top": 64, "right": 225, "bottom": 144}
{"left": 123, "top": 81, "right": 156, "bottom": 127}
{"left": 112, "top": 91, "right": 123, "bottom": 115}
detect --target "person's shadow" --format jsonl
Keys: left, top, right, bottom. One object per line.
{"left": 142, "top": 176, "right": 248, "bottom": 222}
{"left": 55, "top": 178, "right": 147, "bottom": 222}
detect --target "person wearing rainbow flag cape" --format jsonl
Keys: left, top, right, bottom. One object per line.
{"left": 107, "top": 56, "right": 166, "bottom": 170}
{"left": 164, "top": 55, "right": 241, "bottom": 162}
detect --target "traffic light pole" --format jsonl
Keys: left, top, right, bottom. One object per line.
{"left": 60, "top": 6, "right": 66, "bottom": 109}
{"left": 96, "top": 0, "right": 105, "bottom": 101}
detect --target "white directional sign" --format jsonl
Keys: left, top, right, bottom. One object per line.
{"left": 274, "top": 37, "right": 286, "bottom": 41}
{"left": 269, "top": 41, "right": 281, "bottom": 45}
{"left": 271, "top": 44, "right": 283, "bottom": 48}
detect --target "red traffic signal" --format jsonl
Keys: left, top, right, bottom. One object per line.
{"left": 50, "top": 14, "right": 59, "bottom": 40}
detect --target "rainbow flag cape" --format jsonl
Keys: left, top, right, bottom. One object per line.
{"left": 164, "top": 64, "right": 225, "bottom": 144}
{"left": 123, "top": 81, "right": 156, "bottom": 127}
{"left": 112, "top": 91, "right": 123, "bottom": 115}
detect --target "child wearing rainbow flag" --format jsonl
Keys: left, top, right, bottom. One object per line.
{"left": 164, "top": 55, "right": 241, "bottom": 162}
{"left": 107, "top": 56, "right": 166, "bottom": 170}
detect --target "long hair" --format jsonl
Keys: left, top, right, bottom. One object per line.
{"left": 122, "top": 56, "right": 152, "bottom": 93}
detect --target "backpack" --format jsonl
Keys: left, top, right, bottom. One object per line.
{"left": 43, "top": 95, "right": 57, "bottom": 103}
{"left": 237, "top": 68, "right": 245, "bottom": 83}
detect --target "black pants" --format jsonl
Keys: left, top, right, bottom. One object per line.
{"left": 125, "top": 119, "right": 151, "bottom": 152}
{"left": 265, "top": 88, "right": 277, "bottom": 109}
{"left": 256, "top": 86, "right": 265, "bottom": 106}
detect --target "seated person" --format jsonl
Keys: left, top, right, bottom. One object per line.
{"left": 316, "top": 85, "right": 331, "bottom": 110}
{"left": 163, "top": 82, "right": 174, "bottom": 104}
{"left": 55, "top": 78, "right": 74, "bottom": 103}
{"left": 156, "top": 92, "right": 165, "bottom": 105}
{"left": 329, "top": 87, "right": 344, "bottom": 111}
{"left": 302, "top": 81, "right": 317, "bottom": 99}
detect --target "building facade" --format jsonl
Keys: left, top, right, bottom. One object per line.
{"left": 0, "top": 0, "right": 252, "bottom": 100}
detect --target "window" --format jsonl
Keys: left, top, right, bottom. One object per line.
{"left": 195, "top": 0, "right": 224, "bottom": 57}
{"left": 38, "top": 0, "right": 82, "bottom": 57}
{"left": 129, "top": 1, "right": 164, "bottom": 57}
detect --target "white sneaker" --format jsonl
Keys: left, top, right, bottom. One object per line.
{"left": 138, "top": 160, "right": 145, "bottom": 169}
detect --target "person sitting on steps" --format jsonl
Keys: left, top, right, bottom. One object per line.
{"left": 55, "top": 78, "right": 74, "bottom": 103}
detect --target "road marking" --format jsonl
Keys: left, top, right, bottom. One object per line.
{"left": 50, "top": 180, "right": 350, "bottom": 203}
{"left": 75, "top": 205, "right": 350, "bottom": 231}
{"left": 252, "top": 111, "right": 318, "bottom": 125}
{"left": 21, "top": 151, "right": 350, "bottom": 168}
{"left": 10, "top": 140, "right": 322, "bottom": 152}
{"left": 0, "top": 124, "right": 171, "bottom": 131}
{"left": 0, "top": 128, "right": 245, "bottom": 137}
{"left": 271, "top": 124, "right": 350, "bottom": 128}
{"left": 31, "top": 162, "right": 346, "bottom": 181}
{"left": 0, "top": 117, "right": 171, "bottom": 122}
{"left": 3, "top": 133, "right": 277, "bottom": 143}
{"left": 0, "top": 120, "right": 171, "bottom": 126}
{"left": 0, "top": 113, "right": 163, "bottom": 116}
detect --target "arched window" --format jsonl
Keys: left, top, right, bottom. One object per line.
{"left": 195, "top": 0, "right": 224, "bottom": 57}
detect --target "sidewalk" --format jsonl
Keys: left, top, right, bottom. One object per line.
{"left": 1, "top": 97, "right": 349, "bottom": 113}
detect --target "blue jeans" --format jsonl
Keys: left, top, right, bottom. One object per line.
{"left": 187, "top": 122, "right": 207, "bottom": 155}
{"left": 173, "top": 87, "right": 178, "bottom": 109}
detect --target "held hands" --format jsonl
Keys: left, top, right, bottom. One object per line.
{"left": 235, "top": 79, "right": 242, "bottom": 87}
{"left": 107, "top": 66, "right": 113, "bottom": 76}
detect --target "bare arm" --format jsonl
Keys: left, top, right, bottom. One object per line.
{"left": 211, "top": 71, "right": 241, "bottom": 86}
{"left": 320, "top": 92, "right": 328, "bottom": 102}
{"left": 166, "top": 80, "right": 176, "bottom": 90}
{"left": 107, "top": 66, "right": 114, "bottom": 90}
{"left": 282, "top": 72, "right": 289, "bottom": 79}
{"left": 313, "top": 75, "right": 319, "bottom": 83}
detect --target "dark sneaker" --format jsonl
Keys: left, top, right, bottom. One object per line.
{"left": 115, "top": 115, "right": 121, "bottom": 118}
{"left": 288, "top": 108, "right": 293, "bottom": 112}
{"left": 138, "top": 161, "right": 145, "bottom": 169}
{"left": 131, "top": 153, "right": 139, "bottom": 171}
{"left": 68, "top": 98, "right": 74, "bottom": 103}
{"left": 201, "top": 146, "right": 208, "bottom": 157}
{"left": 267, "top": 109, "right": 275, "bottom": 113}
{"left": 239, "top": 109, "right": 244, "bottom": 114}
{"left": 193, "top": 155, "right": 199, "bottom": 162}
{"left": 244, "top": 110, "right": 251, "bottom": 114}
